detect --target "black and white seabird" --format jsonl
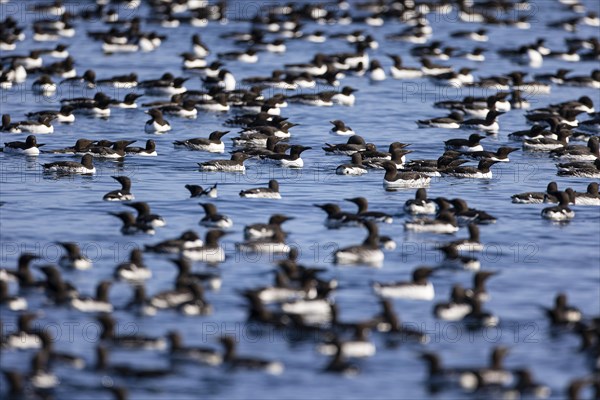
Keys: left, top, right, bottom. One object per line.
{"left": 103, "top": 176, "right": 134, "bottom": 201}
{"left": 239, "top": 179, "right": 281, "bottom": 199}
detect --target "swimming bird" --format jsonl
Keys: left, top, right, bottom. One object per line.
{"left": 445, "top": 134, "right": 486, "bottom": 152}
{"left": 166, "top": 331, "right": 222, "bottom": 366}
{"left": 404, "top": 211, "right": 459, "bottom": 234}
{"left": 260, "top": 145, "right": 311, "bottom": 168}
{"left": 451, "top": 199, "right": 497, "bottom": 225}
{"left": 433, "top": 285, "right": 473, "bottom": 321}
{"left": 336, "top": 153, "right": 368, "bottom": 175}
{"left": 443, "top": 224, "right": 483, "bottom": 252}
{"left": 244, "top": 214, "right": 293, "bottom": 240}
{"left": 97, "top": 314, "right": 166, "bottom": 350}
{"left": 182, "top": 230, "right": 228, "bottom": 263}
{"left": 198, "top": 152, "right": 251, "bottom": 172}
{"left": 160, "top": 99, "right": 198, "bottom": 118}
{"left": 114, "top": 249, "right": 152, "bottom": 281}
{"left": 109, "top": 211, "right": 155, "bottom": 235}
{"left": 239, "top": 179, "right": 281, "bottom": 199}
{"left": 2, "top": 135, "right": 44, "bottom": 156}
{"left": 174, "top": 131, "right": 229, "bottom": 153}
{"left": 185, "top": 183, "right": 218, "bottom": 198}
{"left": 373, "top": 267, "right": 435, "bottom": 300}
{"left": 0, "top": 280, "right": 27, "bottom": 311}
{"left": 557, "top": 158, "right": 600, "bottom": 178}
{"left": 417, "top": 112, "right": 464, "bottom": 129}
{"left": 387, "top": 54, "right": 423, "bottom": 79}
{"left": 438, "top": 245, "right": 481, "bottom": 271}
{"left": 42, "top": 154, "right": 95, "bottom": 175}
{"left": 322, "top": 340, "right": 360, "bottom": 376}
{"left": 544, "top": 293, "right": 582, "bottom": 325}
{"left": 460, "top": 110, "right": 503, "bottom": 133}
{"left": 404, "top": 188, "right": 437, "bottom": 215}
{"left": 236, "top": 230, "right": 290, "bottom": 255}
{"left": 198, "top": 203, "right": 232, "bottom": 228}
{"left": 344, "top": 197, "right": 393, "bottom": 223}
{"left": 144, "top": 231, "right": 204, "bottom": 254}
{"left": 512, "top": 182, "right": 559, "bottom": 204}
{"left": 462, "top": 298, "right": 499, "bottom": 328}
{"left": 56, "top": 242, "right": 92, "bottom": 270}
{"left": 382, "top": 161, "right": 431, "bottom": 189}
{"left": 463, "top": 147, "right": 519, "bottom": 162}
{"left": 442, "top": 159, "right": 500, "bottom": 179}
{"left": 144, "top": 109, "right": 171, "bottom": 134}
{"left": 541, "top": 191, "right": 575, "bottom": 220}
{"left": 313, "top": 203, "right": 362, "bottom": 229}
{"left": 219, "top": 336, "right": 284, "bottom": 375}
{"left": 551, "top": 136, "right": 599, "bottom": 161}
{"left": 334, "top": 221, "right": 384, "bottom": 266}
{"left": 318, "top": 322, "right": 376, "bottom": 358}
{"left": 95, "top": 346, "right": 171, "bottom": 377}
{"left": 125, "top": 201, "right": 166, "bottom": 228}
{"left": 330, "top": 120, "right": 356, "bottom": 136}
{"left": 573, "top": 182, "right": 600, "bottom": 205}
{"left": 322, "top": 135, "right": 367, "bottom": 155}
{"left": 71, "top": 281, "right": 113, "bottom": 313}
{"left": 103, "top": 176, "right": 134, "bottom": 201}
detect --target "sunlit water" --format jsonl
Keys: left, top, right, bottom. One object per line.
{"left": 1, "top": 1, "right": 599, "bottom": 399}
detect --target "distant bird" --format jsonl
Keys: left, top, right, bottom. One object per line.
{"left": 144, "top": 109, "right": 171, "bottom": 134}
{"left": 2, "top": 135, "right": 44, "bottom": 156}
{"left": 185, "top": 183, "right": 218, "bottom": 198}
{"left": 56, "top": 242, "right": 92, "bottom": 270}
{"left": 344, "top": 197, "right": 393, "bottom": 223}
{"left": 43, "top": 154, "right": 95, "bottom": 175}
{"left": 239, "top": 179, "right": 281, "bottom": 199}
{"left": 103, "top": 176, "right": 134, "bottom": 201}
{"left": 373, "top": 267, "right": 435, "bottom": 300}
{"left": 125, "top": 202, "right": 166, "bottom": 228}
{"left": 219, "top": 336, "right": 284, "bottom": 374}
{"left": 199, "top": 203, "right": 233, "bottom": 228}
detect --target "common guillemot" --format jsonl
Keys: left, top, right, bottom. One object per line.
{"left": 313, "top": 203, "right": 362, "bottom": 229}
{"left": 336, "top": 153, "right": 368, "bottom": 175}
{"left": 260, "top": 145, "right": 311, "bottom": 168}
{"left": 404, "top": 211, "right": 459, "bottom": 234}
{"left": 56, "top": 242, "right": 92, "bottom": 270}
{"left": 125, "top": 139, "right": 157, "bottom": 156}
{"left": 329, "top": 119, "right": 356, "bottom": 136}
{"left": 373, "top": 267, "right": 435, "bottom": 300}
{"left": 42, "top": 154, "right": 96, "bottom": 175}
{"left": 444, "top": 134, "right": 486, "bottom": 152}
{"left": 239, "top": 179, "right": 281, "bottom": 199}
{"left": 198, "top": 203, "right": 233, "bottom": 228}
{"left": 144, "top": 109, "right": 171, "bottom": 134}
{"left": 70, "top": 281, "right": 113, "bottom": 313}
{"left": 2, "top": 135, "right": 44, "bottom": 156}
{"left": 541, "top": 191, "right": 575, "bottom": 221}
{"left": 344, "top": 197, "right": 393, "bottom": 223}
{"left": 198, "top": 152, "right": 251, "bottom": 172}
{"left": 103, "top": 176, "right": 134, "bottom": 201}
{"left": 219, "top": 336, "right": 284, "bottom": 375}
{"left": 114, "top": 249, "right": 152, "bottom": 281}
{"left": 185, "top": 183, "right": 218, "bottom": 198}
{"left": 244, "top": 214, "right": 293, "bottom": 240}
{"left": 510, "top": 182, "right": 558, "bottom": 204}
{"left": 124, "top": 202, "right": 166, "bottom": 228}
{"left": 433, "top": 285, "right": 472, "bottom": 321}
{"left": 174, "top": 131, "right": 229, "bottom": 153}
{"left": 441, "top": 159, "right": 500, "bottom": 179}
{"left": 333, "top": 221, "right": 384, "bottom": 266}
{"left": 404, "top": 188, "right": 437, "bottom": 215}
{"left": 381, "top": 161, "right": 431, "bottom": 189}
